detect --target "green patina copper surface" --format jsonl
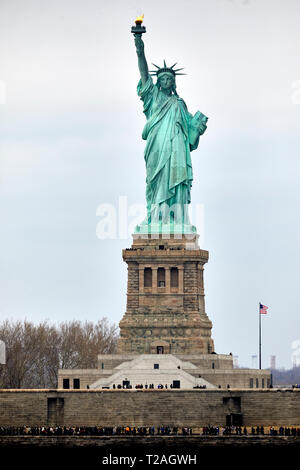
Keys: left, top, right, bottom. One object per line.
{"left": 133, "top": 32, "right": 208, "bottom": 234}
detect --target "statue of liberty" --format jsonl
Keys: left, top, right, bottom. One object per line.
{"left": 132, "top": 17, "right": 208, "bottom": 234}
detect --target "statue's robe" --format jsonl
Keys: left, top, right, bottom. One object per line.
{"left": 137, "top": 76, "right": 201, "bottom": 223}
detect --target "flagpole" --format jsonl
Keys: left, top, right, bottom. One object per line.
{"left": 259, "top": 303, "right": 261, "bottom": 370}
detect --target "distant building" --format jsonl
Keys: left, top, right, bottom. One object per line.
{"left": 293, "top": 357, "right": 298, "bottom": 369}
{"left": 233, "top": 355, "right": 239, "bottom": 368}
{"left": 252, "top": 355, "right": 257, "bottom": 369}
{"left": 270, "top": 355, "right": 276, "bottom": 370}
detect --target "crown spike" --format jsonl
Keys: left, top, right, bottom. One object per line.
{"left": 148, "top": 61, "right": 186, "bottom": 78}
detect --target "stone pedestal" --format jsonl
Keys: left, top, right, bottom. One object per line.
{"left": 117, "top": 234, "right": 214, "bottom": 354}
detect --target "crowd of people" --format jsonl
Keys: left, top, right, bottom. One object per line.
{"left": 201, "top": 426, "right": 300, "bottom": 436}
{"left": 133, "top": 384, "right": 168, "bottom": 389}
{"left": 0, "top": 426, "right": 188, "bottom": 436}
{"left": 110, "top": 383, "right": 208, "bottom": 390}
{"left": 270, "top": 426, "right": 300, "bottom": 436}
{"left": 0, "top": 425, "right": 299, "bottom": 437}
{"left": 113, "top": 384, "right": 180, "bottom": 389}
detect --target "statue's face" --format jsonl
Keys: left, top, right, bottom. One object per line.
{"left": 159, "top": 74, "right": 174, "bottom": 91}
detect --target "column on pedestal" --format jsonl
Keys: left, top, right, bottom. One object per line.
{"left": 198, "top": 264, "right": 206, "bottom": 315}
{"left": 152, "top": 267, "right": 157, "bottom": 293}
{"left": 178, "top": 265, "right": 184, "bottom": 294}
{"left": 126, "top": 262, "right": 139, "bottom": 311}
{"left": 138, "top": 266, "right": 144, "bottom": 294}
{"left": 165, "top": 266, "right": 171, "bottom": 294}
{"left": 183, "top": 262, "right": 198, "bottom": 310}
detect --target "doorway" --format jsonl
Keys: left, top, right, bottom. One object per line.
{"left": 172, "top": 380, "right": 180, "bottom": 389}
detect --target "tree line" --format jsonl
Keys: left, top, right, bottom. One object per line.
{"left": 0, "top": 319, "right": 118, "bottom": 389}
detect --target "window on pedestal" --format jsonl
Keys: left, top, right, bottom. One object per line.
{"left": 170, "top": 267, "right": 178, "bottom": 288}
{"left": 144, "top": 268, "right": 152, "bottom": 287}
{"left": 63, "top": 378, "right": 70, "bottom": 389}
{"left": 157, "top": 267, "right": 165, "bottom": 287}
{"left": 73, "top": 378, "right": 80, "bottom": 389}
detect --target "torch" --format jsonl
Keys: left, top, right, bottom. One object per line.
{"left": 131, "top": 14, "right": 146, "bottom": 36}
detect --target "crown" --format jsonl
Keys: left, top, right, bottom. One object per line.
{"left": 149, "top": 60, "right": 185, "bottom": 77}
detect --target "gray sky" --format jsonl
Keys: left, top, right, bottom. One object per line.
{"left": 0, "top": 0, "right": 299, "bottom": 369}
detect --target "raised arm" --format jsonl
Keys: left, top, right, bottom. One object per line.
{"left": 134, "top": 35, "right": 149, "bottom": 86}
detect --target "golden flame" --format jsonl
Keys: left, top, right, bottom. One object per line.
{"left": 135, "top": 14, "right": 144, "bottom": 25}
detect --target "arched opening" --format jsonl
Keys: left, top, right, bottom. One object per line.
{"left": 150, "top": 340, "right": 170, "bottom": 355}
{"left": 144, "top": 267, "right": 152, "bottom": 287}
{"left": 170, "top": 267, "right": 178, "bottom": 287}
{"left": 157, "top": 267, "right": 165, "bottom": 287}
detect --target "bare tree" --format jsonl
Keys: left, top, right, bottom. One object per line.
{"left": 57, "top": 319, "right": 118, "bottom": 370}
{"left": 0, "top": 318, "right": 118, "bottom": 388}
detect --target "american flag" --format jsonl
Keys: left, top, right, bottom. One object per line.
{"left": 260, "top": 303, "right": 268, "bottom": 314}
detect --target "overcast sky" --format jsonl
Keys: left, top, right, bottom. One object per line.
{"left": 0, "top": 0, "right": 299, "bottom": 369}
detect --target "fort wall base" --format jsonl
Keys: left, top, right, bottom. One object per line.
{"left": 0, "top": 389, "right": 299, "bottom": 428}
